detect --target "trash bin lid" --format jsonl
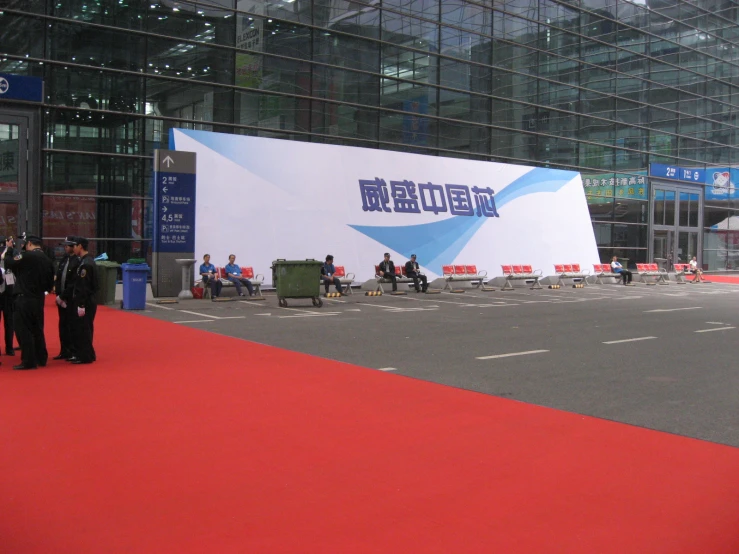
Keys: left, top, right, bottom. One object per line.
{"left": 96, "top": 261, "right": 122, "bottom": 268}
{"left": 121, "top": 263, "right": 150, "bottom": 270}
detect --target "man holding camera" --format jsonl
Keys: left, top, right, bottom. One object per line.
{"left": 3, "top": 235, "right": 55, "bottom": 370}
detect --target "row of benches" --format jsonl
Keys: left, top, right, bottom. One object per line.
{"left": 198, "top": 262, "right": 696, "bottom": 296}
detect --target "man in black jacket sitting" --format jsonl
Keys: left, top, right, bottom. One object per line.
{"left": 378, "top": 253, "right": 397, "bottom": 292}
{"left": 404, "top": 254, "right": 427, "bottom": 293}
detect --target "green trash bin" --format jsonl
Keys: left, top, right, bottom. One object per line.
{"left": 271, "top": 259, "right": 323, "bottom": 308}
{"left": 95, "top": 261, "right": 121, "bottom": 306}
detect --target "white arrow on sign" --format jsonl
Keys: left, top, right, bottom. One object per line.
{"left": 162, "top": 206, "right": 168, "bottom": 213}
{"left": 162, "top": 186, "right": 168, "bottom": 193}
{"left": 163, "top": 155, "right": 174, "bottom": 168}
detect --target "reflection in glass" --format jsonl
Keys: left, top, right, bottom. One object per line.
{"left": 0, "top": 124, "right": 20, "bottom": 194}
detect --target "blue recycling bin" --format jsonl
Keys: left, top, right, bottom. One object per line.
{"left": 121, "top": 263, "right": 150, "bottom": 310}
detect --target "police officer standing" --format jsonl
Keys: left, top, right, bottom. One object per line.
{"left": 70, "top": 237, "right": 98, "bottom": 364}
{"left": 53, "top": 236, "right": 79, "bottom": 360}
{"left": 3, "top": 235, "right": 55, "bottom": 370}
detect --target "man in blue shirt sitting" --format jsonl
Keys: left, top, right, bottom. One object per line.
{"left": 611, "top": 256, "right": 633, "bottom": 285}
{"left": 199, "top": 254, "right": 222, "bottom": 299}
{"left": 320, "top": 254, "right": 344, "bottom": 295}
{"left": 225, "top": 254, "right": 254, "bottom": 296}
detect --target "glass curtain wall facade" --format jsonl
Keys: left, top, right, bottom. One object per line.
{"left": 2, "top": 0, "right": 739, "bottom": 266}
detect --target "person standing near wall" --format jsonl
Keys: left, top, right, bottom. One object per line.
{"left": 54, "top": 236, "right": 80, "bottom": 360}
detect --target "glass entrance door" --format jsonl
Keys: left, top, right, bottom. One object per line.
{"left": 0, "top": 111, "right": 29, "bottom": 237}
{"left": 651, "top": 183, "right": 703, "bottom": 269}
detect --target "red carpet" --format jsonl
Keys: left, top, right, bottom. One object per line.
{"left": 1, "top": 301, "right": 739, "bottom": 553}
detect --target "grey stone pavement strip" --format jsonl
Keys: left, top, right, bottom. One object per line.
{"left": 137, "top": 282, "right": 739, "bottom": 448}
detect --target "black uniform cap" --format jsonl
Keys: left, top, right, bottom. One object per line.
{"left": 75, "top": 237, "right": 89, "bottom": 249}
{"left": 62, "top": 235, "right": 77, "bottom": 246}
{"left": 25, "top": 235, "right": 43, "bottom": 246}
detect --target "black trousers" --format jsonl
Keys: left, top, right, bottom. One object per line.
{"left": 0, "top": 289, "right": 15, "bottom": 350}
{"left": 57, "top": 301, "right": 75, "bottom": 357}
{"left": 382, "top": 272, "right": 398, "bottom": 291}
{"left": 202, "top": 275, "right": 223, "bottom": 297}
{"left": 14, "top": 295, "right": 47, "bottom": 368}
{"left": 619, "top": 270, "right": 633, "bottom": 284}
{"left": 407, "top": 271, "right": 427, "bottom": 292}
{"left": 73, "top": 303, "right": 97, "bottom": 363}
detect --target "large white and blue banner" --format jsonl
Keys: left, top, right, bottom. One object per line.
{"left": 171, "top": 129, "right": 599, "bottom": 282}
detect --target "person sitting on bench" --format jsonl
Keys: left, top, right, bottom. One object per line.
{"left": 611, "top": 256, "right": 633, "bottom": 285}
{"left": 224, "top": 254, "right": 254, "bottom": 296}
{"left": 320, "top": 254, "right": 344, "bottom": 295}
{"left": 404, "top": 254, "right": 427, "bottom": 293}
{"left": 378, "top": 253, "right": 397, "bottom": 292}
{"left": 199, "top": 254, "right": 222, "bottom": 299}
{"left": 689, "top": 256, "right": 704, "bottom": 283}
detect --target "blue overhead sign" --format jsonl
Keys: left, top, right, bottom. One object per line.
{"left": 649, "top": 163, "right": 705, "bottom": 184}
{"left": 153, "top": 150, "right": 196, "bottom": 253}
{"left": 0, "top": 73, "right": 43, "bottom": 103}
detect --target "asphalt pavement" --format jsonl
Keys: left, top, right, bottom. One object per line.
{"left": 137, "top": 281, "right": 739, "bottom": 447}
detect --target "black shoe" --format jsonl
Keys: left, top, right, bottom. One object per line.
{"left": 53, "top": 354, "right": 68, "bottom": 360}
{"left": 6, "top": 348, "right": 15, "bottom": 356}
{"left": 66, "top": 357, "right": 79, "bottom": 363}
{"left": 13, "top": 364, "right": 37, "bottom": 370}
{"left": 71, "top": 359, "right": 93, "bottom": 365}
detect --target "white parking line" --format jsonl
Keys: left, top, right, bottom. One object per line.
{"left": 644, "top": 307, "right": 702, "bottom": 313}
{"left": 180, "top": 310, "right": 221, "bottom": 319}
{"left": 378, "top": 367, "right": 397, "bottom": 371}
{"left": 146, "top": 302, "right": 175, "bottom": 310}
{"left": 695, "top": 326, "right": 735, "bottom": 333}
{"left": 476, "top": 349, "right": 549, "bottom": 360}
{"left": 174, "top": 320, "right": 214, "bottom": 324}
{"left": 603, "top": 336, "right": 657, "bottom": 344}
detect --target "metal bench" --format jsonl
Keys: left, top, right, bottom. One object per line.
{"left": 636, "top": 263, "right": 669, "bottom": 285}
{"left": 553, "top": 263, "right": 589, "bottom": 287}
{"left": 212, "top": 266, "right": 265, "bottom": 297}
{"left": 374, "top": 264, "right": 414, "bottom": 292}
{"left": 592, "top": 264, "right": 620, "bottom": 284}
{"left": 501, "top": 264, "right": 543, "bottom": 290}
{"left": 441, "top": 264, "right": 488, "bottom": 291}
{"left": 673, "top": 263, "right": 690, "bottom": 284}
{"left": 320, "top": 265, "right": 355, "bottom": 295}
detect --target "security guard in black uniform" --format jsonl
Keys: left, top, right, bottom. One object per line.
{"left": 54, "top": 236, "right": 80, "bottom": 360}
{"left": 70, "top": 237, "right": 98, "bottom": 364}
{"left": 0, "top": 235, "right": 16, "bottom": 355}
{"left": 4, "top": 235, "right": 55, "bottom": 370}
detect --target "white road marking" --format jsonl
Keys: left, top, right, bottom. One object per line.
{"left": 146, "top": 302, "right": 175, "bottom": 310}
{"left": 180, "top": 310, "right": 221, "bottom": 319}
{"left": 603, "top": 336, "right": 657, "bottom": 344}
{"left": 695, "top": 326, "right": 735, "bottom": 333}
{"left": 476, "top": 349, "right": 549, "bottom": 360}
{"left": 706, "top": 321, "right": 726, "bottom": 325}
{"left": 277, "top": 313, "right": 341, "bottom": 319}
{"left": 378, "top": 367, "right": 397, "bottom": 371}
{"left": 255, "top": 313, "right": 271, "bottom": 316}
{"left": 174, "top": 320, "right": 214, "bottom": 324}
{"left": 644, "top": 307, "right": 702, "bottom": 313}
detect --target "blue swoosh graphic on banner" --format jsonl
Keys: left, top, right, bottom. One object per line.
{"left": 350, "top": 168, "right": 576, "bottom": 274}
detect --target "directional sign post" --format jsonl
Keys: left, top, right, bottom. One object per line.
{"left": 152, "top": 150, "right": 197, "bottom": 298}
